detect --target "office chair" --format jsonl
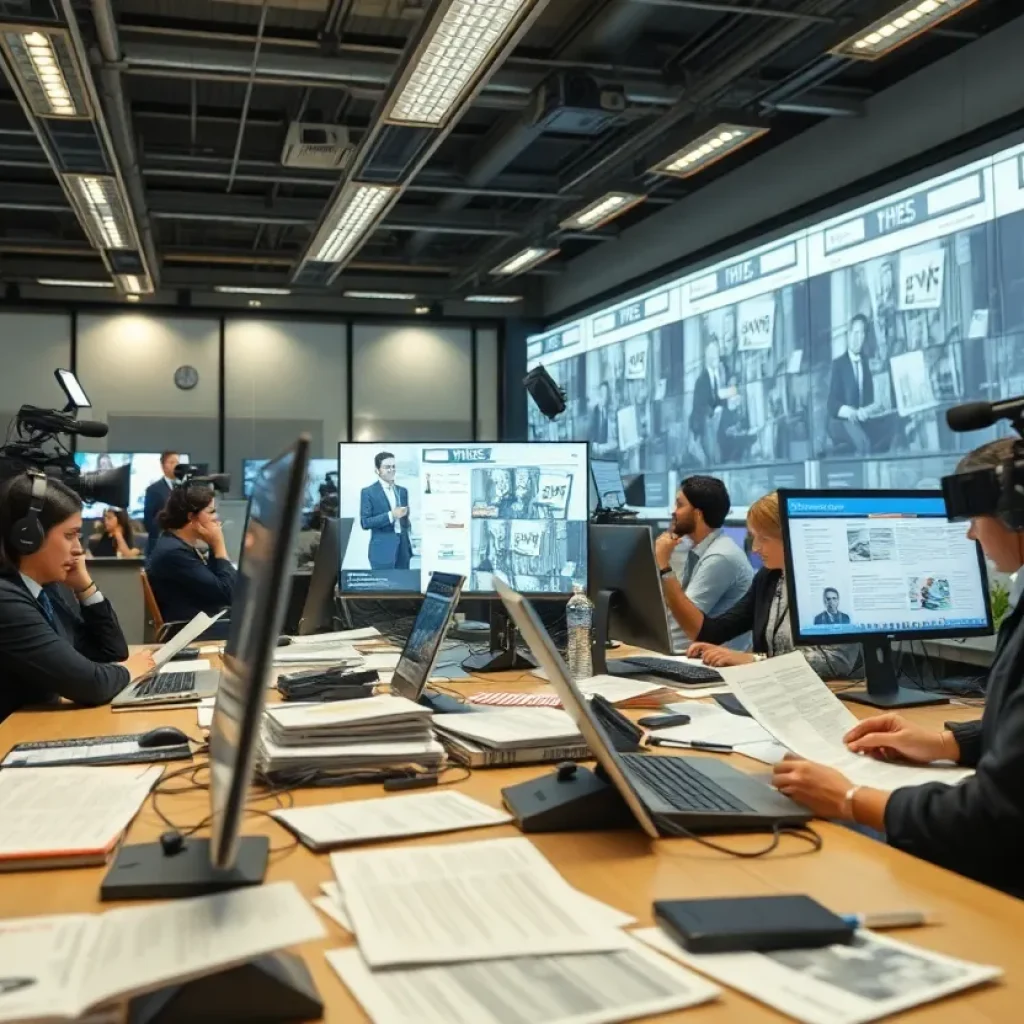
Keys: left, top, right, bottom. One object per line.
{"left": 139, "top": 569, "right": 165, "bottom": 642}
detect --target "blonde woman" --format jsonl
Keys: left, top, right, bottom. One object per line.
{"left": 656, "top": 491, "right": 861, "bottom": 680}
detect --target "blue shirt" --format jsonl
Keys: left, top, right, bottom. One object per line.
{"left": 666, "top": 529, "right": 755, "bottom": 653}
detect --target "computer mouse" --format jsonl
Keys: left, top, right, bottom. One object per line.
{"left": 138, "top": 726, "right": 191, "bottom": 749}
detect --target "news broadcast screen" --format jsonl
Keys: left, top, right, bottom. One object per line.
{"left": 74, "top": 451, "right": 189, "bottom": 519}
{"left": 337, "top": 442, "right": 588, "bottom": 595}
{"left": 244, "top": 457, "right": 336, "bottom": 514}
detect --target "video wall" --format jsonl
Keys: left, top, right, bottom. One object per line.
{"left": 528, "top": 138, "right": 1024, "bottom": 513}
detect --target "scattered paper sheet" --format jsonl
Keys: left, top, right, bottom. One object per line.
{"left": 363, "top": 651, "right": 401, "bottom": 671}
{"left": 288, "top": 627, "right": 381, "bottom": 645}
{"left": 158, "top": 659, "right": 210, "bottom": 674}
{"left": 633, "top": 926, "right": 1000, "bottom": 1024}
{"left": 331, "top": 836, "right": 632, "bottom": 968}
{"left": 273, "top": 644, "right": 361, "bottom": 664}
{"left": 654, "top": 702, "right": 789, "bottom": 764}
{"left": 316, "top": 881, "right": 354, "bottom": 931}
{"left": 272, "top": 791, "right": 512, "bottom": 849}
{"left": 314, "top": 895, "right": 352, "bottom": 932}
{"left": 577, "top": 676, "right": 671, "bottom": 703}
{"left": 153, "top": 610, "right": 226, "bottom": 668}
{"left": 326, "top": 937, "right": 720, "bottom": 1024}
{"left": 719, "top": 653, "right": 974, "bottom": 789}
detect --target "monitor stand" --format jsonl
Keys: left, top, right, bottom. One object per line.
{"left": 591, "top": 589, "right": 636, "bottom": 677}
{"left": 840, "top": 638, "right": 949, "bottom": 709}
{"left": 461, "top": 601, "right": 536, "bottom": 674}
{"left": 101, "top": 836, "right": 269, "bottom": 901}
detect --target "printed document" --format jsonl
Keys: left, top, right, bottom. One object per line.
{"left": 272, "top": 790, "right": 512, "bottom": 849}
{"left": 331, "top": 836, "right": 632, "bottom": 967}
{"left": 287, "top": 627, "right": 381, "bottom": 645}
{"left": 326, "top": 937, "right": 719, "bottom": 1024}
{"left": 152, "top": 610, "right": 226, "bottom": 667}
{"left": 577, "top": 676, "right": 672, "bottom": 703}
{"left": 432, "top": 707, "right": 582, "bottom": 748}
{"left": 634, "top": 926, "right": 999, "bottom": 1024}
{"left": 659, "top": 701, "right": 788, "bottom": 764}
{"left": 719, "top": 653, "right": 974, "bottom": 789}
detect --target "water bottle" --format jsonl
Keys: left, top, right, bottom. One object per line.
{"left": 565, "top": 585, "right": 594, "bottom": 681}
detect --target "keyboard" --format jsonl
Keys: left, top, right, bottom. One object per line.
{"left": 620, "top": 753, "right": 751, "bottom": 813}
{"left": 133, "top": 671, "right": 197, "bottom": 697}
{"left": 609, "top": 656, "right": 723, "bottom": 685}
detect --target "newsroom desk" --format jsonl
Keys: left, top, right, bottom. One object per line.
{"left": 1, "top": 667, "right": 1022, "bottom": 1023}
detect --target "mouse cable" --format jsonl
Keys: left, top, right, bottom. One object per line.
{"left": 654, "top": 815, "right": 823, "bottom": 858}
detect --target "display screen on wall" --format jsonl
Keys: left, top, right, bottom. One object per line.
{"left": 527, "top": 140, "right": 1024, "bottom": 513}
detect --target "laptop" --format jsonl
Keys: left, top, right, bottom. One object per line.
{"left": 494, "top": 579, "right": 810, "bottom": 835}
{"left": 112, "top": 610, "right": 228, "bottom": 709}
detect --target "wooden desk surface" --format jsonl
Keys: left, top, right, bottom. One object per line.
{"left": 0, "top": 665, "right": 1018, "bottom": 1023}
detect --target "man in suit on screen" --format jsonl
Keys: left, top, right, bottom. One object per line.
{"left": 360, "top": 451, "right": 412, "bottom": 570}
{"left": 814, "top": 587, "right": 851, "bottom": 625}
{"left": 827, "top": 313, "right": 878, "bottom": 455}
{"left": 689, "top": 340, "right": 725, "bottom": 465}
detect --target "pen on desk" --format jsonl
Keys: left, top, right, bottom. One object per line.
{"left": 840, "top": 911, "right": 933, "bottom": 930}
{"left": 648, "top": 737, "right": 734, "bottom": 754}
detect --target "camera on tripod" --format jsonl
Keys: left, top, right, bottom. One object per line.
{"left": 174, "top": 463, "right": 231, "bottom": 494}
{"left": 942, "top": 397, "right": 1024, "bottom": 531}
{"left": 0, "top": 369, "right": 130, "bottom": 507}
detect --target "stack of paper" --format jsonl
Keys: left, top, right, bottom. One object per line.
{"left": 432, "top": 707, "right": 588, "bottom": 767}
{"left": 258, "top": 694, "right": 444, "bottom": 779}
{"left": 286, "top": 627, "right": 381, "bottom": 645}
{"left": 658, "top": 701, "right": 789, "bottom": 765}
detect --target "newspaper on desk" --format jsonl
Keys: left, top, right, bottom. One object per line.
{"left": 634, "top": 925, "right": 1000, "bottom": 1024}
{"left": 717, "top": 653, "right": 974, "bottom": 789}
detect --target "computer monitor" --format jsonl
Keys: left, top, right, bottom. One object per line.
{"left": 588, "top": 524, "right": 674, "bottom": 676}
{"left": 296, "top": 517, "right": 353, "bottom": 636}
{"left": 591, "top": 459, "right": 626, "bottom": 510}
{"left": 217, "top": 498, "right": 250, "bottom": 566}
{"left": 244, "top": 457, "right": 335, "bottom": 515}
{"left": 74, "top": 451, "right": 191, "bottom": 519}
{"left": 390, "top": 571, "right": 466, "bottom": 713}
{"left": 779, "top": 488, "right": 993, "bottom": 709}
{"left": 336, "top": 441, "right": 589, "bottom": 597}
{"left": 722, "top": 522, "right": 763, "bottom": 570}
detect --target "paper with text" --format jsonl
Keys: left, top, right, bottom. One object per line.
{"left": 634, "top": 926, "right": 999, "bottom": 1024}
{"left": 331, "top": 836, "right": 631, "bottom": 967}
{"left": 577, "top": 676, "right": 671, "bottom": 703}
{"left": 153, "top": 610, "right": 226, "bottom": 668}
{"left": 158, "top": 658, "right": 211, "bottom": 674}
{"left": 719, "top": 653, "right": 973, "bottom": 789}
{"left": 656, "top": 702, "right": 788, "bottom": 764}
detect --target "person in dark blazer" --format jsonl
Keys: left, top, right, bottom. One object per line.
{"left": 88, "top": 507, "right": 141, "bottom": 558}
{"left": 773, "top": 438, "right": 1024, "bottom": 899}
{"left": 359, "top": 451, "right": 412, "bottom": 570}
{"left": 146, "top": 484, "right": 237, "bottom": 623}
{"left": 657, "top": 491, "right": 861, "bottom": 681}
{"left": 589, "top": 381, "right": 617, "bottom": 458}
{"left": 826, "top": 314, "right": 877, "bottom": 455}
{"left": 689, "top": 340, "right": 725, "bottom": 465}
{"left": 0, "top": 473, "right": 154, "bottom": 722}
{"left": 814, "top": 587, "right": 851, "bottom": 625}
{"left": 143, "top": 450, "right": 180, "bottom": 554}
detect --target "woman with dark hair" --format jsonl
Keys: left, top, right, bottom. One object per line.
{"left": 0, "top": 473, "right": 154, "bottom": 721}
{"left": 88, "top": 507, "right": 141, "bottom": 558}
{"left": 146, "top": 484, "right": 237, "bottom": 623}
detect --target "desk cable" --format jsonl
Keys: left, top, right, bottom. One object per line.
{"left": 654, "top": 815, "right": 824, "bottom": 858}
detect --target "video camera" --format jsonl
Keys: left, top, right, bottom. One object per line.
{"left": 174, "top": 462, "right": 231, "bottom": 494}
{"left": 942, "top": 396, "right": 1024, "bottom": 531}
{"left": 0, "top": 369, "right": 130, "bottom": 507}
{"left": 319, "top": 470, "right": 339, "bottom": 518}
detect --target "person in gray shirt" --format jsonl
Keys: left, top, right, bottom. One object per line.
{"left": 663, "top": 476, "right": 754, "bottom": 653}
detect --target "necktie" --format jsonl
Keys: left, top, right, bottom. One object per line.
{"left": 37, "top": 589, "right": 57, "bottom": 629}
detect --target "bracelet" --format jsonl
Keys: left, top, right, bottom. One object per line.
{"left": 74, "top": 582, "right": 97, "bottom": 596}
{"left": 842, "top": 784, "right": 862, "bottom": 822}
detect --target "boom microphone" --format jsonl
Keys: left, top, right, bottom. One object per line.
{"left": 947, "top": 398, "right": 1024, "bottom": 434}
{"left": 17, "top": 406, "right": 109, "bottom": 438}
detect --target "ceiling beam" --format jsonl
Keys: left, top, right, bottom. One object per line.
{"left": 625, "top": 0, "right": 836, "bottom": 21}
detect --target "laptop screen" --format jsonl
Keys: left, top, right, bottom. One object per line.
{"left": 390, "top": 572, "right": 465, "bottom": 703}
{"left": 494, "top": 579, "right": 660, "bottom": 839}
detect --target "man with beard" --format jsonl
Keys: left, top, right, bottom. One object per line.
{"left": 660, "top": 476, "right": 754, "bottom": 653}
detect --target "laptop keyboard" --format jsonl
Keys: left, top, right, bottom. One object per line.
{"left": 621, "top": 753, "right": 752, "bottom": 813}
{"left": 133, "top": 671, "right": 197, "bottom": 697}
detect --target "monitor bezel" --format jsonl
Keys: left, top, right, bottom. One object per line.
{"left": 589, "top": 457, "right": 626, "bottom": 510}
{"left": 779, "top": 487, "right": 994, "bottom": 647}
{"left": 336, "top": 440, "right": 590, "bottom": 600}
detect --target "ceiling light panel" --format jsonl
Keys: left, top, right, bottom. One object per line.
{"left": 386, "top": 0, "right": 536, "bottom": 127}
{"left": 63, "top": 174, "right": 134, "bottom": 250}
{"left": 38, "top": 278, "right": 113, "bottom": 288}
{"left": 0, "top": 28, "right": 90, "bottom": 119}
{"left": 116, "top": 273, "right": 151, "bottom": 294}
{"left": 650, "top": 123, "right": 768, "bottom": 179}
{"left": 464, "top": 294, "right": 522, "bottom": 303}
{"left": 311, "top": 183, "right": 397, "bottom": 264}
{"left": 343, "top": 290, "right": 418, "bottom": 300}
{"left": 491, "top": 246, "right": 559, "bottom": 276}
{"left": 560, "top": 192, "right": 646, "bottom": 231}
{"left": 214, "top": 286, "right": 292, "bottom": 295}
{"left": 833, "top": 0, "right": 979, "bottom": 60}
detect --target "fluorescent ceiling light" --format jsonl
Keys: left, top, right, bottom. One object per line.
{"left": 415, "top": 305, "right": 431, "bottom": 315}
{"left": 464, "top": 294, "right": 522, "bottom": 303}
{"left": 311, "top": 183, "right": 396, "bottom": 264}
{"left": 63, "top": 175, "right": 133, "bottom": 250}
{"left": 125, "top": 294, "right": 140, "bottom": 303}
{"left": 559, "top": 192, "right": 646, "bottom": 231}
{"left": 116, "top": 273, "right": 148, "bottom": 294}
{"left": 387, "top": 0, "right": 537, "bottom": 126}
{"left": 650, "top": 123, "right": 768, "bottom": 179}
{"left": 491, "top": 247, "right": 559, "bottom": 276}
{"left": 38, "top": 278, "right": 114, "bottom": 288}
{"left": 214, "top": 286, "right": 292, "bottom": 295}
{"left": 343, "top": 290, "right": 417, "bottom": 300}
{"left": 833, "top": 0, "right": 979, "bottom": 60}
{"left": 1, "top": 29, "right": 88, "bottom": 119}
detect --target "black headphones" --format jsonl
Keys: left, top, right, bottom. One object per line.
{"left": 11, "top": 471, "right": 49, "bottom": 555}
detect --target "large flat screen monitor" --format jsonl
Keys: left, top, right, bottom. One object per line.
{"left": 243, "top": 456, "right": 335, "bottom": 514}
{"left": 74, "top": 451, "right": 190, "bottom": 519}
{"left": 337, "top": 442, "right": 589, "bottom": 596}
{"left": 779, "top": 488, "right": 992, "bottom": 708}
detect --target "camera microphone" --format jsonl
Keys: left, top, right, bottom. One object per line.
{"left": 17, "top": 406, "right": 109, "bottom": 438}
{"left": 947, "top": 398, "right": 1024, "bottom": 434}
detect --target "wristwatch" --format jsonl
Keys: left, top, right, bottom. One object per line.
{"left": 658, "top": 566, "right": 673, "bottom": 579}
{"left": 752, "top": 653, "right": 768, "bottom": 662}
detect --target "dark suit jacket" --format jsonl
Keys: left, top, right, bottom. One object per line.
{"left": 885, "top": 600, "right": 1024, "bottom": 898}
{"left": 696, "top": 567, "right": 781, "bottom": 654}
{"left": 589, "top": 404, "right": 611, "bottom": 446}
{"left": 689, "top": 366, "right": 724, "bottom": 436}
{"left": 359, "top": 481, "right": 410, "bottom": 567}
{"left": 827, "top": 352, "right": 874, "bottom": 420}
{"left": 143, "top": 478, "right": 173, "bottom": 553}
{"left": 0, "top": 572, "right": 129, "bottom": 721}
{"left": 814, "top": 610, "right": 851, "bottom": 625}
{"left": 146, "top": 532, "right": 237, "bottom": 623}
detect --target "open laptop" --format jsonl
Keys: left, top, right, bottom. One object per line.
{"left": 495, "top": 579, "right": 810, "bottom": 835}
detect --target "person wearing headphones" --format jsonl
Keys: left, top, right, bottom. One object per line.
{"left": 0, "top": 472, "right": 154, "bottom": 722}
{"left": 657, "top": 490, "right": 861, "bottom": 681}
{"left": 146, "top": 484, "right": 237, "bottom": 624}
{"left": 772, "top": 438, "right": 1024, "bottom": 898}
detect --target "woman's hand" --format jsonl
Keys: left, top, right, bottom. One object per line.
{"left": 654, "top": 531, "right": 682, "bottom": 571}
{"left": 121, "top": 650, "right": 156, "bottom": 682}
{"left": 686, "top": 643, "right": 754, "bottom": 668}
{"left": 844, "top": 713, "right": 957, "bottom": 765}
{"left": 65, "top": 556, "right": 93, "bottom": 595}
{"left": 772, "top": 755, "right": 854, "bottom": 818}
